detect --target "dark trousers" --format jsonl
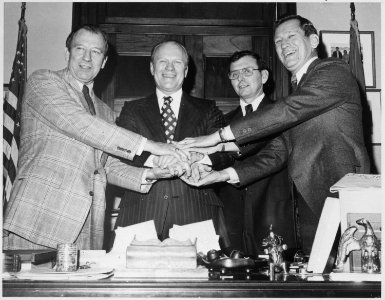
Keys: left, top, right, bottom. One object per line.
{"left": 293, "top": 184, "right": 319, "bottom": 255}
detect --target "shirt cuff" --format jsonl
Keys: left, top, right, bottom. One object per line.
{"left": 136, "top": 137, "right": 148, "bottom": 156}
{"left": 199, "top": 154, "right": 212, "bottom": 166}
{"left": 226, "top": 167, "right": 240, "bottom": 184}
{"left": 144, "top": 155, "right": 155, "bottom": 167}
{"left": 140, "top": 169, "right": 156, "bottom": 191}
{"left": 223, "top": 125, "right": 235, "bottom": 141}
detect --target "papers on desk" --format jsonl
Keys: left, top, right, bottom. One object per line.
{"left": 3, "top": 266, "right": 114, "bottom": 281}
{"left": 329, "top": 271, "right": 382, "bottom": 281}
{"left": 169, "top": 220, "right": 220, "bottom": 254}
{"left": 104, "top": 220, "right": 158, "bottom": 267}
{"left": 104, "top": 219, "right": 220, "bottom": 268}
{"left": 112, "top": 220, "right": 158, "bottom": 254}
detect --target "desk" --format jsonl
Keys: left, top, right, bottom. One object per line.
{"left": 3, "top": 276, "right": 381, "bottom": 297}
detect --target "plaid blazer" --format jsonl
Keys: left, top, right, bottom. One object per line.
{"left": 3, "top": 68, "right": 150, "bottom": 249}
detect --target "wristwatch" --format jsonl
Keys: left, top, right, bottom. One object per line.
{"left": 218, "top": 128, "right": 227, "bottom": 142}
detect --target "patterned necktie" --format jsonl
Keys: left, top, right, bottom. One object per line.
{"left": 161, "top": 96, "right": 177, "bottom": 143}
{"left": 245, "top": 104, "right": 253, "bottom": 116}
{"left": 82, "top": 85, "right": 96, "bottom": 115}
{"left": 291, "top": 75, "right": 298, "bottom": 91}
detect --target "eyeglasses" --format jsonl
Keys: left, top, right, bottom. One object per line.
{"left": 228, "top": 67, "right": 261, "bottom": 80}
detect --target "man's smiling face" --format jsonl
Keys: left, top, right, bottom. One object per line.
{"left": 65, "top": 28, "right": 107, "bottom": 85}
{"left": 150, "top": 42, "right": 188, "bottom": 95}
{"left": 274, "top": 19, "right": 318, "bottom": 74}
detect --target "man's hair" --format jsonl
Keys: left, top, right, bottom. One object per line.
{"left": 150, "top": 40, "right": 189, "bottom": 65}
{"left": 228, "top": 50, "right": 268, "bottom": 72}
{"left": 66, "top": 25, "right": 109, "bottom": 55}
{"left": 275, "top": 15, "right": 318, "bottom": 37}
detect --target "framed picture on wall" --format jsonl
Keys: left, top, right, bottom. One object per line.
{"left": 319, "top": 31, "right": 375, "bottom": 88}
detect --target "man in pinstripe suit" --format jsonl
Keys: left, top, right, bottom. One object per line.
{"left": 115, "top": 41, "right": 230, "bottom": 249}
{"left": 3, "top": 26, "right": 183, "bottom": 251}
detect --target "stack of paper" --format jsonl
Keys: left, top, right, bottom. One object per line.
{"left": 169, "top": 220, "right": 220, "bottom": 254}
{"left": 104, "top": 220, "right": 158, "bottom": 268}
{"left": 126, "top": 238, "right": 197, "bottom": 269}
{"left": 4, "top": 267, "right": 114, "bottom": 281}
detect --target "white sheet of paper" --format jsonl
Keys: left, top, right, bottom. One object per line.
{"left": 110, "top": 220, "right": 158, "bottom": 254}
{"left": 103, "top": 220, "right": 158, "bottom": 268}
{"left": 307, "top": 197, "right": 340, "bottom": 273}
{"left": 169, "top": 220, "right": 220, "bottom": 254}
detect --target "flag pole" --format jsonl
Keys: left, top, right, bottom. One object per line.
{"left": 20, "top": 3, "right": 27, "bottom": 76}
{"left": 350, "top": 2, "right": 355, "bottom": 21}
{"left": 21, "top": 2, "right": 26, "bottom": 20}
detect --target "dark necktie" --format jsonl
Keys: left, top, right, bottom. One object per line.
{"left": 245, "top": 104, "right": 253, "bottom": 117}
{"left": 291, "top": 75, "right": 298, "bottom": 91}
{"left": 82, "top": 85, "right": 108, "bottom": 166}
{"left": 161, "top": 96, "right": 177, "bottom": 143}
{"left": 82, "top": 85, "right": 96, "bottom": 115}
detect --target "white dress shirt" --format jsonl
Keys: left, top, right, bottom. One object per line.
{"left": 225, "top": 93, "right": 265, "bottom": 183}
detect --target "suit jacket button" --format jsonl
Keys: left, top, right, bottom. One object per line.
{"left": 164, "top": 195, "right": 169, "bottom": 199}
{"left": 94, "top": 170, "right": 99, "bottom": 175}
{"left": 89, "top": 191, "right": 94, "bottom": 196}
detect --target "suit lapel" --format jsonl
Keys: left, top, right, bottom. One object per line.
{"left": 174, "top": 93, "right": 201, "bottom": 141}
{"left": 62, "top": 69, "right": 93, "bottom": 115}
{"left": 257, "top": 96, "right": 271, "bottom": 110}
{"left": 142, "top": 94, "right": 168, "bottom": 143}
{"left": 298, "top": 58, "right": 320, "bottom": 89}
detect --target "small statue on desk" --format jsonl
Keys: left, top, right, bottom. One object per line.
{"left": 262, "top": 225, "right": 288, "bottom": 276}
{"left": 335, "top": 218, "right": 381, "bottom": 273}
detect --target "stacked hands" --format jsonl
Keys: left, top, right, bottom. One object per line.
{"left": 146, "top": 132, "right": 235, "bottom": 187}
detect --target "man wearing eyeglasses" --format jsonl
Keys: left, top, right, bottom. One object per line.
{"left": 178, "top": 15, "right": 370, "bottom": 255}
{"left": 205, "top": 51, "right": 294, "bottom": 257}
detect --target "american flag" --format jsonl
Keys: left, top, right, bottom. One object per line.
{"left": 3, "top": 7, "right": 28, "bottom": 208}
{"left": 348, "top": 7, "right": 366, "bottom": 91}
{"left": 349, "top": 13, "right": 365, "bottom": 91}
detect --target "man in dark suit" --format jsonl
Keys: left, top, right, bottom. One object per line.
{"left": 207, "top": 51, "right": 294, "bottom": 257}
{"left": 114, "top": 40, "right": 229, "bottom": 248}
{"left": 178, "top": 15, "right": 370, "bottom": 255}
